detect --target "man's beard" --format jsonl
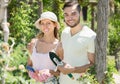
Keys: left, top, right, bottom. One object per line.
{"left": 65, "top": 18, "right": 80, "bottom": 28}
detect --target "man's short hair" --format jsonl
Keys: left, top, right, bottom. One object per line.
{"left": 62, "top": 1, "right": 81, "bottom": 13}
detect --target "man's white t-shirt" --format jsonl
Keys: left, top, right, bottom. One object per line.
{"left": 59, "top": 26, "right": 96, "bottom": 84}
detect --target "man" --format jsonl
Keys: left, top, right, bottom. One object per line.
{"left": 57, "top": 1, "right": 96, "bottom": 84}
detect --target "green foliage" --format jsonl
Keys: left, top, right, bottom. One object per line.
{"left": 77, "top": 56, "right": 117, "bottom": 84}
{"left": 1, "top": 0, "right": 119, "bottom": 83}
{"left": 77, "top": 65, "right": 99, "bottom": 84}
{"left": 8, "top": 1, "right": 39, "bottom": 45}
{"left": 6, "top": 43, "right": 37, "bottom": 84}
{"left": 43, "top": 0, "right": 54, "bottom": 11}
{"left": 0, "top": 40, "right": 36, "bottom": 83}
{"left": 79, "top": 0, "right": 89, "bottom": 6}
{"left": 107, "top": 57, "right": 117, "bottom": 73}
{"left": 108, "top": 2, "right": 120, "bottom": 55}
{"left": 10, "top": 44, "right": 29, "bottom": 81}
{"left": 10, "top": 44, "right": 28, "bottom": 66}
{"left": 103, "top": 71, "right": 115, "bottom": 84}
{"left": 115, "top": 0, "right": 120, "bottom": 3}
{"left": 108, "top": 24, "right": 120, "bottom": 54}
{"left": 102, "top": 56, "right": 117, "bottom": 84}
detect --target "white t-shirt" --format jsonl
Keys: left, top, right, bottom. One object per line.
{"left": 59, "top": 26, "right": 96, "bottom": 84}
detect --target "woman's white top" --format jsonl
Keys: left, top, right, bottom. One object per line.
{"left": 30, "top": 39, "right": 58, "bottom": 71}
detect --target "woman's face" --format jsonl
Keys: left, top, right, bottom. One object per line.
{"left": 40, "top": 19, "right": 56, "bottom": 34}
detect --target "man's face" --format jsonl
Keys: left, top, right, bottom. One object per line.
{"left": 63, "top": 5, "right": 80, "bottom": 28}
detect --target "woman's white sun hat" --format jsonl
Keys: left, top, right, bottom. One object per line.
{"left": 35, "top": 11, "right": 60, "bottom": 29}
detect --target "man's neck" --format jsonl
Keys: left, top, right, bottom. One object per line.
{"left": 70, "top": 23, "right": 82, "bottom": 36}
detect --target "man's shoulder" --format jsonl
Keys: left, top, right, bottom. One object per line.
{"left": 61, "top": 27, "right": 70, "bottom": 40}
{"left": 81, "top": 25, "right": 96, "bottom": 38}
{"left": 62, "top": 27, "right": 70, "bottom": 34}
{"left": 62, "top": 27, "right": 70, "bottom": 32}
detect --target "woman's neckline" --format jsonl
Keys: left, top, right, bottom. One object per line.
{"left": 35, "top": 38, "right": 59, "bottom": 54}
{"left": 39, "top": 38, "right": 59, "bottom": 44}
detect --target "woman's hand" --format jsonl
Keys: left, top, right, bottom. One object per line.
{"left": 28, "top": 69, "right": 53, "bottom": 82}
{"left": 28, "top": 71, "right": 39, "bottom": 81}
{"left": 37, "top": 69, "right": 53, "bottom": 82}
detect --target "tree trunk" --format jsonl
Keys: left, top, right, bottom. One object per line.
{"left": 52, "top": 0, "right": 60, "bottom": 21}
{"left": 114, "top": 47, "right": 120, "bottom": 71}
{"left": 0, "top": 0, "right": 10, "bottom": 42}
{"left": 95, "top": 0, "right": 109, "bottom": 83}
{"left": 38, "top": 0, "right": 43, "bottom": 16}
{"left": 115, "top": 54, "right": 120, "bottom": 71}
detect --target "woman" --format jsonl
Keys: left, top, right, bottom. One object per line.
{"left": 27, "top": 11, "right": 63, "bottom": 84}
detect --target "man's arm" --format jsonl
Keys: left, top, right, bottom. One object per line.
{"left": 57, "top": 52, "right": 95, "bottom": 74}
{"left": 73, "top": 52, "right": 95, "bottom": 73}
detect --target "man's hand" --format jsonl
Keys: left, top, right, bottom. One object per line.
{"left": 57, "top": 63, "right": 75, "bottom": 74}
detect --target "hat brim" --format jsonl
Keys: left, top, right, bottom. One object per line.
{"left": 34, "top": 18, "right": 60, "bottom": 29}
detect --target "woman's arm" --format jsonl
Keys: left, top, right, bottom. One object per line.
{"left": 27, "top": 57, "right": 33, "bottom": 66}
{"left": 27, "top": 38, "right": 36, "bottom": 54}
{"left": 56, "top": 42, "right": 64, "bottom": 60}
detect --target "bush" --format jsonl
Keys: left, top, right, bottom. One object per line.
{"left": 0, "top": 40, "right": 36, "bottom": 84}
{"left": 8, "top": 1, "right": 39, "bottom": 45}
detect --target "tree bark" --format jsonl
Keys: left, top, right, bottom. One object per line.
{"left": 52, "top": 0, "right": 60, "bottom": 21}
{"left": 114, "top": 47, "right": 120, "bottom": 71}
{"left": 115, "top": 54, "right": 120, "bottom": 71}
{"left": 95, "top": 0, "right": 109, "bottom": 83}
{"left": 38, "top": 0, "right": 43, "bottom": 16}
{"left": 0, "top": 0, "right": 10, "bottom": 42}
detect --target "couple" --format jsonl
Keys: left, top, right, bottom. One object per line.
{"left": 27, "top": 1, "right": 96, "bottom": 84}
